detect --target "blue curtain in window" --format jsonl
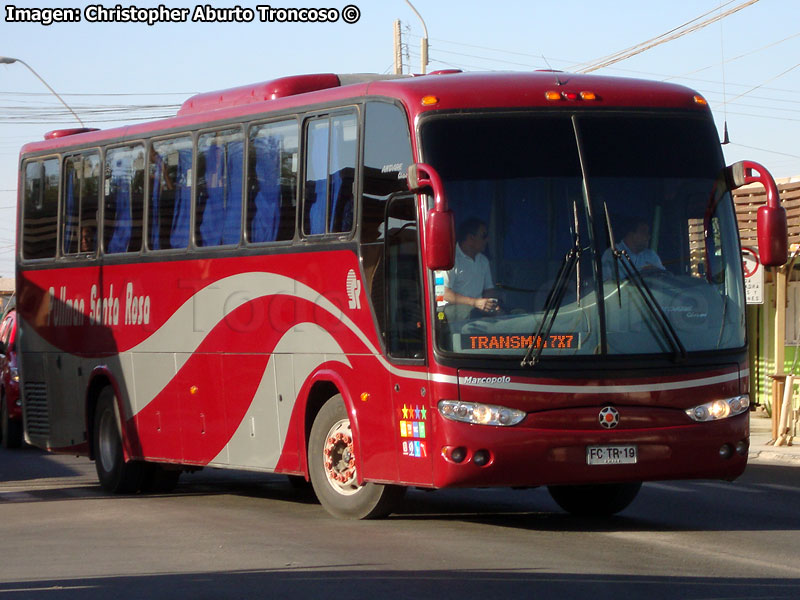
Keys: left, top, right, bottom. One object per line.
{"left": 307, "top": 124, "right": 328, "bottom": 235}
{"left": 169, "top": 148, "right": 192, "bottom": 248}
{"left": 328, "top": 132, "right": 345, "bottom": 233}
{"left": 251, "top": 137, "right": 281, "bottom": 243}
{"left": 199, "top": 144, "right": 224, "bottom": 246}
{"left": 150, "top": 157, "right": 164, "bottom": 250}
{"left": 64, "top": 166, "right": 77, "bottom": 253}
{"left": 107, "top": 156, "right": 132, "bottom": 253}
{"left": 223, "top": 140, "right": 243, "bottom": 244}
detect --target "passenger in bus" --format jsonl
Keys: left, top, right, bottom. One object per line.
{"left": 80, "top": 224, "right": 96, "bottom": 252}
{"left": 602, "top": 219, "right": 664, "bottom": 279}
{"left": 437, "top": 217, "right": 500, "bottom": 319}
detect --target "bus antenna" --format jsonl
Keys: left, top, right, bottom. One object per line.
{"left": 541, "top": 55, "right": 564, "bottom": 85}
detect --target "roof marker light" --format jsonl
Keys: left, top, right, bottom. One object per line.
{"left": 421, "top": 95, "right": 439, "bottom": 106}
{"left": 693, "top": 94, "right": 708, "bottom": 106}
{"left": 580, "top": 91, "right": 598, "bottom": 101}
{"left": 545, "top": 91, "right": 562, "bottom": 101}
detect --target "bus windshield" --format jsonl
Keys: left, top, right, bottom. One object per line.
{"left": 422, "top": 112, "right": 745, "bottom": 359}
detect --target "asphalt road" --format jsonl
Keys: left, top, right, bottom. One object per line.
{"left": 1, "top": 445, "right": 799, "bottom": 600}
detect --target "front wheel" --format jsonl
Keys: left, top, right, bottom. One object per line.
{"left": 308, "top": 395, "right": 405, "bottom": 519}
{"left": 547, "top": 482, "right": 642, "bottom": 516}
{"left": 93, "top": 387, "right": 144, "bottom": 494}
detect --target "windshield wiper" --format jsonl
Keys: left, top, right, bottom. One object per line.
{"left": 612, "top": 251, "right": 687, "bottom": 362}
{"left": 603, "top": 201, "right": 623, "bottom": 308}
{"left": 521, "top": 241, "right": 581, "bottom": 367}
{"left": 601, "top": 200, "right": 685, "bottom": 361}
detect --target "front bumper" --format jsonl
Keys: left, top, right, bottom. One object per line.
{"left": 432, "top": 412, "right": 749, "bottom": 488}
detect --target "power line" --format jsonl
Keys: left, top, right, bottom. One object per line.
{"left": 0, "top": 90, "right": 195, "bottom": 97}
{"left": 662, "top": 31, "right": 800, "bottom": 82}
{"left": 572, "top": 0, "right": 761, "bottom": 73}
{"left": 728, "top": 142, "right": 800, "bottom": 159}
{"left": 408, "top": 30, "right": 800, "bottom": 100}
{"left": 724, "top": 62, "right": 800, "bottom": 103}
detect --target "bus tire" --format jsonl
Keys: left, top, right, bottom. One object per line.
{"left": 547, "top": 481, "right": 642, "bottom": 517}
{"left": 309, "top": 395, "right": 405, "bottom": 519}
{"left": 93, "top": 388, "right": 144, "bottom": 494}
{"left": 1, "top": 394, "right": 23, "bottom": 449}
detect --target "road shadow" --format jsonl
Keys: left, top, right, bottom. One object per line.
{"left": 0, "top": 445, "right": 89, "bottom": 482}
{"left": 0, "top": 568, "right": 797, "bottom": 600}
{"left": 3, "top": 449, "right": 799, "bottom": 535}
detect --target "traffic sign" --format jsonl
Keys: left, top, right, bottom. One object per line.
{"left": 742, "top": 246, "right": 764, "bottom": 304}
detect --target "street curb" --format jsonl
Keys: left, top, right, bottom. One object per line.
{"left": 748, "top": 449, "right": 800, "bottom": 466}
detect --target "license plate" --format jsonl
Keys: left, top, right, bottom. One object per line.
{"left": 587, "top": 445, "right": 638, "bottom": 465}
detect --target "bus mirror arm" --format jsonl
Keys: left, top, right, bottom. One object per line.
{"left": 728, "top": 160, "right": 787, "bottom": 267}
{"left": 407, "top": 163, "right": 455, "bottom": 271}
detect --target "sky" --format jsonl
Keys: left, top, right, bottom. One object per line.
{"left": 1, "top": 0, "right": 798, "bottom": 277}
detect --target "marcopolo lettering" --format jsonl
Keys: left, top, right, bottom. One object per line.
{"left": 461, "top": 376, "right": 512, "bottom": 386}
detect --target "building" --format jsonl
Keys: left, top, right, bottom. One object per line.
{"left": 734, "top": 178, "right": 800, "bottom": 415}
{"left": 0, "top": 278, "right": 14, "bottom": 313}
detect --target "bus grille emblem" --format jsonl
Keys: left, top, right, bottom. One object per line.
{"left": 598, "top": 406, "right": 620, "bottom": 429}
{"left": 346, "top": 269, "right": 361, "bottom": 310}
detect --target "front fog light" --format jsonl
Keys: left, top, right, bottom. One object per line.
{"left": 439, "top": 400, "right": 525, "bottom": 427}
{"left": 686, "top": 395, "right": 750, "bottom": 422}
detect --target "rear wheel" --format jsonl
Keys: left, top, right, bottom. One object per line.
{"left": 1, "top": 393, "right": 22, "bottom": 449}
{"left": 308, "top": 395, "right": 405, "bottom": 519}
{"left": 547, "top": 482, "right": 642, "bottom": 516}
{"left": 93, "top": 387, "right": 145, "bottom": 493}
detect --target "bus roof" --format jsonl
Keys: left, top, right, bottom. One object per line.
{"left": 20, "top": 71, "right": 709, "bottom": 156}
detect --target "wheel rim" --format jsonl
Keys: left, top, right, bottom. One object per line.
{"left": 98, "top": 407, "right": 119, "bottom": 473}
{"left": 322, "top": 418, "right": 359, "bottom": 496}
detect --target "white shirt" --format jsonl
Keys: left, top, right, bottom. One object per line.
{"left": 602, "top": 239, "right": 664, "bottom": 279}
{"left": 438, "top": 244, "right": 494, "bottom": 300}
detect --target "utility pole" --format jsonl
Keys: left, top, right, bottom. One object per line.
{"left": 404, "top": 0, "right": 428, "bottom": 74}
{"left": 393, "top": 19, "right": 404, "bottom": 75}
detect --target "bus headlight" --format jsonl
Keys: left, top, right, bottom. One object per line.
{"left": 686, "top": 395, "right": 749, "bottom": 422}
{"left": 438, "top": 400, "right": 526, "bottom": 426}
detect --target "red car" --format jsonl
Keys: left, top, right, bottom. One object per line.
{"left": 0, "top": 301, "right": 22, "bottom": 448}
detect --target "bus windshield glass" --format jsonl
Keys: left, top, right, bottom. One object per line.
{"left": 422, "top": 112, "right": 745, "bottom": 359}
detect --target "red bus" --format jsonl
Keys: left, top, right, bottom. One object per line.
{"left": 15, "top": 71, "right": 787, "bottom": 518}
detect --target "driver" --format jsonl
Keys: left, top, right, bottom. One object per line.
{"left": 603, "top": 220, "right": 664, "bottom": 279}
{"left": 437, "top": 217, "right": 500, "bottom": 317}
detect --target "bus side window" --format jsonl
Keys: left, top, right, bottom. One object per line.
{"left": 104, "top": 144, "right": 144, "bottom": 254}
{"left": 22, "top": 158, "right": 59, "bottom": 260}
{"left": 196, "top": 128, "right": 243, "bottom": 247}
{"left": 386, "top": 196, "right": 424, "bottom": 360}
{"left": 302, "top": 112, "right": 357, "bottom": 236}
{"left": 360, "top": 101, "right": 413, "bottom": 339}
{"left": 247, "top": 119, "right": 298, "bottom": 243}
{"left": 149, "top": 137, "right": 192, "bottom": 250}
{"left": 62, "top": 152, "right": 100, "bottom": 255}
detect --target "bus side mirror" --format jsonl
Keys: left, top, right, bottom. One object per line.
{"left": 407, "top": 163, "right": 455, "bottom": 271}
{"left": 728, "top": 160, "right": 787, "bottom": 267}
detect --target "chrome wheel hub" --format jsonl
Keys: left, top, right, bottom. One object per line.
{"left": 322, "top": 418, "right": 359, "bottom": 496}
